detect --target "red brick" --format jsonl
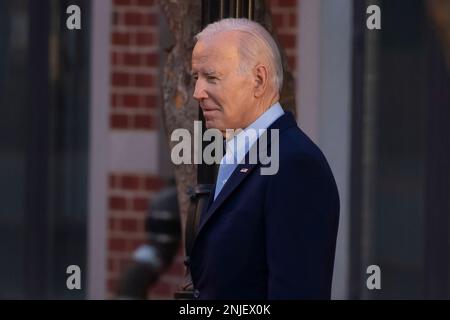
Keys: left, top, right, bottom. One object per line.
{"left": 277, "top": 0, "right": 297, "bottom": 7}
{"left": 112, "top": 93, "right": 120, "bottom": 108}
{"left": 111, "top": 72, "right": 130, "bottom": 86}
{"left": 134, "top": 114, "right": 155, "bottom": 129}
{"left": 136, "top": 32, "right": 154, "bottom": 46}
{"left": 137, "top": 0, "right": 154, "bottom": 6}
{"left": 108, "top": 258, "right": 117, "bottom": 273}
{"left": 109, "top": 174, "right": 117, "bottom": 188}
{"left": 135, "top": 74, "right": 153, "bottom": 87}
{"left": 144, "top": 53, "right": 158, "bottom": 67}
{"left": 111, "top": 52, "right": 118, "bottom": 65}
{"left": 136, "top": 219, "right": 146, "bottom": 232}
{"left": 166, "top": 260, "right": 185, "bottom": 277}
{"left": 108, "top": 218, "right": 116, "bottom": 231}
{"left": 109, "top": 195, "right": 127, "bottom": 210}
{"left": 144, "top": 94, "right": 158, "bottom": 109}
{"left": 145, "top": 176, "right": 164, "bottom": 191}
{"left": 107, "top": 278, "right": 117, "bottom": 294}
{"left": 120, "top": 218, "right": 138, "bottom": 232}
{"left": 110, "top": 114, "right": 129, "bottom": 129}
{"left": 129, "top": 239, "right": 146, "bottom": 251}
{"left": 122, "top": 94, "right": 140, "bottom": 108}
{"left": 113, "top": 0, "right": 132, "bottom": 5}
{"left": 278, "top": 34, "right": 296, "bottom": 49}
{"left": 112, "top": 32, "right": 130, "bottom": 46}
{"left": 112, "top": 11, "right": 119, "bottom": 26}
{"left": 124, "top": 12, "right": 142, "bottom": 26}
{"left": 289, "top": 13, "right": 297, "bottom": 27}
{"left": 123, "top": 53, "right": 141, "bottom": 66}
{"left": 142, "top": 13, "right": 158, "bottom": 26}
{"left": 108, "top": 238, "right": 127, "bottom": 251}
{"left": 288, "top": 56, "right": 296, "bottom": 70}
{"left": 132, "top": 197, "right": 149, "bottom": 211}
{"left": 120, "top": 174, "right": 140, "bottom": 189}
{"left": 272, "top": 13, "right": 284, "bottom": 28}
{"left": 149, "top": 281, "right": 172, "bottom": 296}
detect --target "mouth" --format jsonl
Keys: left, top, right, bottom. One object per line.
{"left": 200, "top": 104, "right": 221, "bottom": 118}
{"left": 202, "top": 109, "right": 219, "bottom": 114}
{"left": 200, "top": 103, "right": 220, "bottom": 111}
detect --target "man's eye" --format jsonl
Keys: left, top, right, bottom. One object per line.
{"left": 207, "top": 76, "right": 217, "bottom": 83}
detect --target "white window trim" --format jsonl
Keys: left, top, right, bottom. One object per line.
{"left": 87, "top": 0, "right": 112, "bottom": 300}
{"left": 298, "top": 0, "right": 352, "bottom": 300}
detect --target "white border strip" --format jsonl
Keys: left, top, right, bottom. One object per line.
{"left": 298, "top": 0, "right": 321, "bottom": 142}
{"left": 87, "top": 0, "right": 111, "bottom": 300}
{"left": 109, "top": 131, "right": 159, "bottom": 173}
{"left": 298, "top": 0, "right": 352, "bottom": 299}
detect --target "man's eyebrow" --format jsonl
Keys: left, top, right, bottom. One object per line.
{"left": 204, "top": 70, "right": 221, "bottom": 76}
{"left": 191, "top": 69, "right": 222, "bottom": 77}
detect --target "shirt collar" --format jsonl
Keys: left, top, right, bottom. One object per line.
{"left": 223, "top": 102, "right": 284, "bottom": 165}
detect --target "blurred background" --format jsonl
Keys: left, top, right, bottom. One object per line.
{"left": 0, "top": 0, "right": 449, "bottom": 299}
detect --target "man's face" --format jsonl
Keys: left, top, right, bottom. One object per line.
{"left": 191, "top": 32, "right": 257, "bottom": 133}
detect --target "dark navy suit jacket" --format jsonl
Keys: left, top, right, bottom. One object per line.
{"left": 189, "top": 112, "right": 340, "bottom": 300}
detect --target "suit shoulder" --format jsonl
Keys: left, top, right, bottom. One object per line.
{"left": 269, "top": 125, "right": 340, "bottom": 212}
{"left": 278, "top": 125, "right": 328, "bottom": 165}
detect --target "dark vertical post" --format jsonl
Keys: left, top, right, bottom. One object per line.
{"left": 25, "top": 0, "right": 50, "bottom": 299}
{"left": 220, "top": 0, "right": 225, "bottom": 19}
{"left": 424, "top": 26, "right": 450, "bottom": 299}
{"left": 248, "top": 0, "right": 254, "bottom": 20}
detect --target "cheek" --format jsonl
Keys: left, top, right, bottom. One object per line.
{"left": 230, "top": 86, "right": 253, "bottom": 110}
{"left": 207, "top": 87, "right": 229, "bottom": 116}
{"left": 207, "top": 86, "right": 224, "bottom": 106}
{"left": 212, "top": 78, "right": 252, "bottom": 120}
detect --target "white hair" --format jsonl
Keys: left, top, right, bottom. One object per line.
{"left": 194, "top": 18, "right": 283, "bottom": 92}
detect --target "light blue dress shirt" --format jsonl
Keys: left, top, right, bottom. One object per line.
{"left": 214, "top": 102, "right": 285, "bottom": 200}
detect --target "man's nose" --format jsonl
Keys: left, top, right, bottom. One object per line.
{"left": 193, "top": 80, "right": 208, "bottom": 100}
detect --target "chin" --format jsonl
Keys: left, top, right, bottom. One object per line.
{"left": 205, "top": 119, "right": 220, "bottom": 129}
{"left": 205, "top": 120, "right": 217, "bottom": 130}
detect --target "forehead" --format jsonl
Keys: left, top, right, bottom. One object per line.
{"left": 191, "top": 32, "right": 241, "bottom": 71}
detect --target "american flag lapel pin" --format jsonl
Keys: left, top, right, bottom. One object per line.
{"left": 240, "top": 168, "right": 249, "bottom": 173}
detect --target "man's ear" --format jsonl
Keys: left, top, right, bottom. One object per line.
{"left": 253, "top": 64, "right": 268, "bottom": 98}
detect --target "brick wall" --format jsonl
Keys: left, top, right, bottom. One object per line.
{"left": 108, "top": 0, "right": 170, "bottom": 299}
{"left": 106, "top": 0, "right": 297, "bottom": 299}
{"left": 110, "top": 0, "right": 159, "bottom": 130}
{"left": 270, "top": 0, "right": 298, "bottom": 72}
{"left": 107, "top": 173, "right": 167, "bottom": 297}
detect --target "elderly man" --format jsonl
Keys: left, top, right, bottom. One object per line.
{"left": 188, "top": 18, "right": 339, "bottom": 300}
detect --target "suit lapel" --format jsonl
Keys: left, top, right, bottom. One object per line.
{"left": 196, "top": 160, "right": 259, "bottom": 235}
{"left": 193, "top": 111, "right": 298, "bottom": 242}
{"left": 200, "top": 183, "right": 216, "bottom": 225}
